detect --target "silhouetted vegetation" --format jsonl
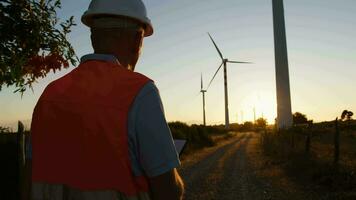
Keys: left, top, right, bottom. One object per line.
{"left": 0, "top": 127, "right": 22, "bottom": 200}
{"left": 0, "top": 0, "right": 77, "bottom": 93}
{"left": 168, "top": 122, "right": 229, "bottom": 155}
{"left": 255, "top": 117, "right": 267, "bottom": 129}
{"left": 229, "top": 118, "right": 269, "bottom": 132}
{"left": 293, "top": 112, "right": 308, "bottom": 125}
{"left": 341, "top": 110, "right": 353, "bottom": 121}
{"left": 260, "top": 115, "right": 356, "bottom": 198}
{"left": 0, "top": 126, "right": 10, "bottom": 133}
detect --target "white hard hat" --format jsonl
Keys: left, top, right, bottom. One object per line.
{"left": 82, "top": 0, "right": 153, "bottom": 37}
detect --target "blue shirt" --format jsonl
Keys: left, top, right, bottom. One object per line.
{"left": 27, "top": 54, "right": 180, "bottom": 178}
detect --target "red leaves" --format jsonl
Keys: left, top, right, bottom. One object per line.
{"left": 24, "top": 53, "right": 70, "bottom": 79}
{"left": 0, "top": 0, "right": 77, "bottom": 93}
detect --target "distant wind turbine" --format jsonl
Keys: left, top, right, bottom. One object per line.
{"left": 200, "top": 73, "right": 207, "bottom": 126}
{"left": 207, "top": 33, "right": 252, "bottom": 129}
{"left": 253, "top": 106, "right": 256, "bottom": 124}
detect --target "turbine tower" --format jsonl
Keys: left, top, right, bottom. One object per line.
{"left": 200, "top": 73, "right": 207, "bottom": 126}
{"left": 272, "top": 0, "right": 293, "bottom": 128}
{"left": 207, "top": 33, "right": 252, "bottom": 129}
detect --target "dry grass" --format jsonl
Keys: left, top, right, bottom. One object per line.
{"left": 260, "top": 124, "right": 356, "bottom": 199}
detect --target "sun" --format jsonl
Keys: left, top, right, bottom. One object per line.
{"left": 237, "top": 91, "right": 277, "bottom": 124}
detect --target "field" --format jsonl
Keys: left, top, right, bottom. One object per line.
{"left": 2, "top": 120, "right": 356, "bottom": 199}
{"left": 260, "top": 120, "right": 356, "bottom": 199}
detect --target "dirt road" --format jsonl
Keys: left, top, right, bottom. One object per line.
{"left": 178, "top": 132, "right": 307, "bottom": 200}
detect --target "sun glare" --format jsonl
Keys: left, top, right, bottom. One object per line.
{"left": 239, "top": 91, "right": 276, "bottom": 124}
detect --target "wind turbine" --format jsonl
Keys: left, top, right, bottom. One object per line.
{"left": 200, "top": 73, "right": 207, "bottom": 126}
{"left": 207, "top": 33, "right": 252, "bottom": 129}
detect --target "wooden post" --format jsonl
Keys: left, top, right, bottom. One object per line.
{"left": 17, "top": 121, "right": 25, "bottom": 200}
{"left": 305, "top": 122, "right": 312, "bottom": 154}
{"left": 291, "top": 131, "right": 294, "bottom": 149}
{"left": 334, "top": 118, "right": 340, "bottom": 166}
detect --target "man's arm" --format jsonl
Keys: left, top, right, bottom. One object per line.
{"left": 131, "top": 82, "right": 185, "bottom": 199}
{"left": 148, "top": 168, "right": 184, "bottom": 200}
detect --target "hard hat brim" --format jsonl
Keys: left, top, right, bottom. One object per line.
{"left": 82, "top": 13, "right": 153, "bottom": 37}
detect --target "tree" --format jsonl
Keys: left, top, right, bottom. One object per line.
{"left": 293, "top": 112, "right": 308, "bottom": 125}
{"left": 341, "top": 110, "right": 353, "bottom": 121}
{"left": 0, "top": 0, "right": 77, "bottom": 93}
{"left": 240, "top": 121, "right": 254, "bottom": 132}
{"left": 255, "top": 117, "right": 267, "bottom": 129}
{"left": 0, "top": 126, "right": 10, "bottom": 133}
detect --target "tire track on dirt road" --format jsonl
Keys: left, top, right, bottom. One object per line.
{"left": 179, "top": 133, "right": 248, "bottom": 199}
{"left": 179, "top": 132, "right": 291, "bottom": 200}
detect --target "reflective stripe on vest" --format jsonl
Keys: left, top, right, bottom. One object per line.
{"left": 31, "top": 60, "right": 151, "bottom": 196}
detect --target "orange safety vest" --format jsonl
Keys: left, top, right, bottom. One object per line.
{"left": 31, "top": 60, "right": 151, "bottom": 196}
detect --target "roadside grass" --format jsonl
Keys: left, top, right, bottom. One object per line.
{"left": 260, "top": 121, "right": 356, "bottom": 198}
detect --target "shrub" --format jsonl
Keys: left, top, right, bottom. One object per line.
{"left": 168, "top": 122, "right": 228, "bottom": 153}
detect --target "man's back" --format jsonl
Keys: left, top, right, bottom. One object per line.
{"left": 29, "top": 0, "right": 185, "bottom": 198}
{"left": 32, "top": 60, "right": 151, "bottom": 195}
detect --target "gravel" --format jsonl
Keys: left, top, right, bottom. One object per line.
{"left": 178, "top": 132, "right": 302, "bottom": 200}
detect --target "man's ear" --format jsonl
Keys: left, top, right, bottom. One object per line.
{"left": 132, "top": 30, "right": 144, "bottom": 54}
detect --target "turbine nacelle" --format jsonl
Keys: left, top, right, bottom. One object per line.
{"left": 207, "top": 33, "right": 253, "bottom": 90}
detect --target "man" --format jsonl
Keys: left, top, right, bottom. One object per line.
{"left": 27, "top": 0, "right": 184, "bottom": 199}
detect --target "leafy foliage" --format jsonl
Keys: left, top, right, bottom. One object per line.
{"left": 293, "top": 112, "right": 308, "bottom": 125}
{"left": 341, "top": 110, "right": 353, "bottom": 121}
{"left": 168, "top": 122, "right": 230, "bottom": 154}
{"left": 0, "top": 126, "right": 10, "bottom": 133}
{"left": 255, "top": 117, "right": 267, "bottom": 129}
{"left": 0, "top": 0, "right": 77, "bottom": 93}
{"left": 241, "top": 121, "right": 254, "bottom": 131}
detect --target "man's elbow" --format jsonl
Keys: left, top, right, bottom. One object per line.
{"left": 173, "top": 171, "right": 184, "bottom": 199}
{"left": 170, "top": 170, "right": 184, "bottom": 200}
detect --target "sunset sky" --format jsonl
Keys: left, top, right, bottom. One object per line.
{"left": 1, "top": 0, "right": 355, "bottom": 129}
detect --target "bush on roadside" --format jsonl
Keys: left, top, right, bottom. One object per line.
{"left": 168, "top": 122, "right": 228, "bottom": 154}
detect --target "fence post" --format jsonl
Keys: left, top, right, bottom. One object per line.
{"left": 305, "top": 122, "right": 312, "bottom": 154}
{"left": 334, "top": 117, "right": 340, "bottom": 166}
{"left": 17, "top": 121, "right": 25, "bottom": 200}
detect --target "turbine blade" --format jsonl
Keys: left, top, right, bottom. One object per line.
{"left": 207, "top": 62, "right": 224, "bottom": 90}
{"left": 227, "top": 60, "right": 253, "bottom": 64}
{"left": 208, "top": 33, "right": 224, "bottom": 60}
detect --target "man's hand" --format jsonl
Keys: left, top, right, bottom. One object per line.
{"left": 148, "top": 168, "right": 184, "bottom": 200}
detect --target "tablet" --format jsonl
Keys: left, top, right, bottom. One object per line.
{"left": 174, "top": 139, "right": 187, "bottom": 156}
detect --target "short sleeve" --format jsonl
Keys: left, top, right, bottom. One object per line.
{"left": 132, "top": 82, "right": 180, "bottom": 178}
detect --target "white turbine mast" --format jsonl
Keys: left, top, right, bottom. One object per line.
{"left": 200, "top": 73, "right": 207, "bottom": 126}
{"left": 272, "top": 0, "right": 293, "bottom": 129}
